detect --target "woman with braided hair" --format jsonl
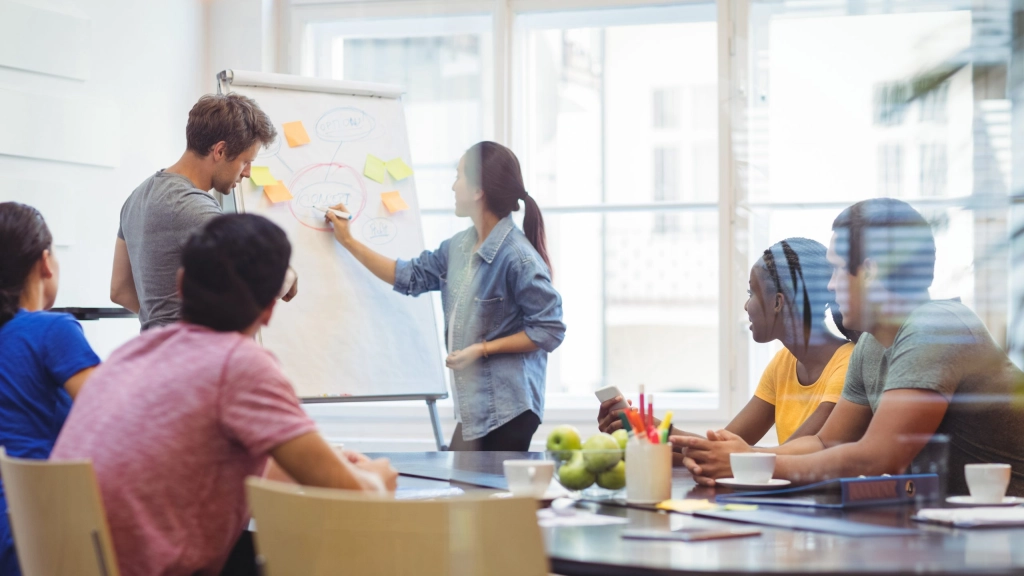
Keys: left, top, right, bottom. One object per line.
{"left": 598, "top": 237, "right": 857, "bottom": 447}
{"left": 326, "top": 141, "right": 565, "bottom": 451}
{"left": 0, "top": 202, "right": 100, "bottom": 576}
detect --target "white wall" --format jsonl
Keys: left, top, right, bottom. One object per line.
{"left": 0, "top": 0, "right": 206, "bottom": 310}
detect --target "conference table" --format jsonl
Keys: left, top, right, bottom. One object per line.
{"left": 367, "top": 451, "right": 1024, "bottom": 576}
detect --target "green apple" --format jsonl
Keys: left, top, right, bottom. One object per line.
{"left": 611, "top": 429, "right": 629, "bottom": 450}
{"left": 547, "top": 425, "right": 582, "bottom": 458}
{"left": 597, "top": 460, "right": 626, "bottom": 490}
{"left": 582, "top": 433, "right": 623, "bottom": 473}
{"left": 558, "top": 452, "right": 596, "bottom": 490}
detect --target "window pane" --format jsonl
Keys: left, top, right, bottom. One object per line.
{"left": 515, "top": 4, "right": 720, "bottom": 402}
{"left": 516, "top": 5, "right": 718, "bottom": 208}
{"left": 606, "top": 211, "right": 719, "bottom": 395}
{"left": 741, "top": 0, "right": 1013, "bottom": 392}
{"left": 305, "top": 16, "right": 493, "bottom": 209}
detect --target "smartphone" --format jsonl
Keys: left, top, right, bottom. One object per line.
{"left": 595, "top": 385, "right": 629, "bottom": 411}
{"left": 621, "top": 527, "right": 762, "bottom": 542}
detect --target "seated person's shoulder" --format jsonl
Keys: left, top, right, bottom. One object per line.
{"left": 900, "top": 299, "right": 984, "bottom": 346}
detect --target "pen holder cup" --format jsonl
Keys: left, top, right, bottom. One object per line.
{"left": 625, "top": 442, "right": 672, "bottom": 504}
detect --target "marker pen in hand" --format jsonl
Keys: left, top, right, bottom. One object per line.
{"left": 314, "top": 205, "right": 353, "bottom": 221}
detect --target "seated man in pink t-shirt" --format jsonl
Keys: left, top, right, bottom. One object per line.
{"left": 52, "top": 214, "right": 398, "bottom": 576}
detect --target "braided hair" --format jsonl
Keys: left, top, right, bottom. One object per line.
{"left": 760, "top": 237, "right": 859, "bottom": 347}
{"left": 0, "top": 203, "right": 53, "bottom": 328}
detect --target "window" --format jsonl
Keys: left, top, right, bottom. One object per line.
{"left": 653, "top": 87, "right": 681, "bottom": 129}
{"left": 293, "top": 0, "right": 1014, "bottom": 429}
{"left": 514, "top": 4, "right": 718, "bottom": 402}
{"left": 738, "top": 1, "right": 1009, "bottom": 396}
{"left": 878, "top": 143, "right": 903, "bottom": 198}
{"left": 653, "top": 146, "right": 680, "bottom": 233}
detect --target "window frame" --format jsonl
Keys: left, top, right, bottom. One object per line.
{"left": 283, "top": 0, "right": 1012, "bottom": 429}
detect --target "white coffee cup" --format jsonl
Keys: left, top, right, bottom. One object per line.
{"left": 730, "top": 453, "right": 776, "bottom": 484}
{"left": 965, "top": 463, "right": 1011, "bottom": 503}
{"left": 504, "top": 460, "right": 554, "bottom": 498}
{"left": 625, "top": 442, "right": 672, "bottom": 503}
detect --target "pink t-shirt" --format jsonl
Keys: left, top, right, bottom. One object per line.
{"left": 51, "top": 323, "right": 317, "bottom": 576}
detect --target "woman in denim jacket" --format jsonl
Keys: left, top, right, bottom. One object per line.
{"left": 326, "top": 141, "right": 566, "bottom": 450}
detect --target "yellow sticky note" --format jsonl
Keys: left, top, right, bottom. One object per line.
{"left": 250, "top": 166, "right": 277, "bottom": 186}
{"left": 282, "top": 121, "right": 311, "bottom": 147}
{"left": 264, "top": 182, "right": 293, "bottom": 204}
{"left": 381, "top": 191, "right": 409, "bottom": 214}
{"left": 385, "top": 158, "right": 414, "bottom": 181}
{"left": 364, "top": 155, "right": 386, "bottom": 183}
{"left": 655, "top": 499, "right": 717, "bottom": 513}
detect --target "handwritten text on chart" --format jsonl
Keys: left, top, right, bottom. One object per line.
{"left": 363, "top": 218, "right": 398, "bottom": 245}
{"left": 316, "top": 108, "right": 377, "bottom": 142}
{"left": 294, "top": 181, "right": 353, "bottom": 210}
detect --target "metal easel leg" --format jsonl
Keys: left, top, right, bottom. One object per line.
{"left": 427, "top": 398, "right": 448, "bottom": 451}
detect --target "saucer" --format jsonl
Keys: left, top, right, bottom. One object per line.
{"left": 716, "top": 478, "right": 792, "bottom": 490}
{"left": 945, "top": 495, "right": 1024, "bottom": 507}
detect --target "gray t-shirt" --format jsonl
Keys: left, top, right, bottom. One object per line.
{"left": 118, "top": 170, "right": 222, "bottom": 331}
{"left": 843, "top": 299, "right": 1024, "bottom": 496}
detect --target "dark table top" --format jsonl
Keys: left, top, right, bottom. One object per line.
{"left": 367, "top": 451, "right": 1024, "bottom": 576}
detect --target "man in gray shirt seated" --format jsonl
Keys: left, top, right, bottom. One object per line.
{"left": 676, "top": 198, "right": 1024, "bottom": 496}
{"left": 111, "top": 93, "right": 296, "bottom": 330}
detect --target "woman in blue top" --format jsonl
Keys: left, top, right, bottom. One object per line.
{"left": 327, "top": 141, "right": 566, "bottom": 451}
{"left": 0, "top": 202, "right": 100, "bottom": 575}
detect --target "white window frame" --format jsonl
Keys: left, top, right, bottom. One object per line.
{"left": 282, "top": 0, "right": 1012, "bottom": 436}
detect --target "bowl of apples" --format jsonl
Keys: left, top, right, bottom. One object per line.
{"left": 546, "top": 425, "right": 629, "bottom": 499}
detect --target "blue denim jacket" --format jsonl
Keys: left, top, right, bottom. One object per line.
{"left": 394, "top": 216, "right": 566, "bottom": 440}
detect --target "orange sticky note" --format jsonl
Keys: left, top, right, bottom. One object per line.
{"left": 282, "top": 121, "right": 310, "bottom": 147}
{"left": 381, "top": 191, "right": 409, "bottom": 213}
{"left": 264, "top": 182, "right": 293, "bottom": 204}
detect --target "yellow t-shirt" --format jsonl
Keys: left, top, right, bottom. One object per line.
{"left": 753, "top": 342, "right": 854, "bottom": 444}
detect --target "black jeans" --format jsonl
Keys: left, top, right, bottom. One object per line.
{"left": 217, "top": 530, "right": 258, "bottom": 576}
{"left": 448, "top": 410, "right": 541, "bottom": 451}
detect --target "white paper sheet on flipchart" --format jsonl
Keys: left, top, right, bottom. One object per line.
{"left": 227, "top": 82, "right": 445, "bottom": 400}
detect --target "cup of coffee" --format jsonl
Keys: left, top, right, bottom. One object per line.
{"left": 965, "top": 463, "right": 1011, "bottom": 503}
{"left": 504, "top": 460, "right": 554, "bottom": 498}
{"left": 730, "top": 453, "right": 776, "bottom": 484}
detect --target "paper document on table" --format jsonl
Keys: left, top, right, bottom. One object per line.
{"left": 536, "top": 508, "right": 630, "bottom": 528}
{"left": 394, "top": 487, "right": 465, "bottom": 500}
{"left": 913, "top": 508, "right": 1024, "bottom": 528}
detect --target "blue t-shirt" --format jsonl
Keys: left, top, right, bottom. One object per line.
{"left": 0, "top": 310, "right": 99, "bottom": 576}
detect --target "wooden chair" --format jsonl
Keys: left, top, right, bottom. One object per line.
{"left": 246, "top": 477, "right": 550, "bottom": 576}
{"left": 0, "top": 448, "right": 119, "bottom": 576}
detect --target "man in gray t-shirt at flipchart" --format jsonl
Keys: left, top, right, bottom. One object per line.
{"left": 112, "top": 94, "right": 297, "bottom": 331}
{"left": 676, "top": 198, "right": 1024, "bottom": 497}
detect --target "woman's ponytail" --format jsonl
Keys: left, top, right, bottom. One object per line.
{"left": 464, "top": 141, "right": 553, "bottom": 275}
{"left": 520, "top": 193, "right": 551, "bottom": 275}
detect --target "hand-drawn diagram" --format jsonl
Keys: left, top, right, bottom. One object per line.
{"left": 316, "top": 107, "right": 383, "bottom": 179}
{"left": 316, "top": 107, "right": 378, "bottom": 142}
{"left": 363, "top": 217, "right": 398, "bottom": 245}
{"left": 256, "top": 134, "right": 292, "bottom": 172}
{"left": 287, "top": 163, "right": 367, "bottom": 232}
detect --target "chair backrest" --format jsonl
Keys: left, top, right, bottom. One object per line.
{"left": 0, "top": 448, "right": 119, "bottom": 576}
{"left": 246, "top": 478, "right": 550, "bottom": 576}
